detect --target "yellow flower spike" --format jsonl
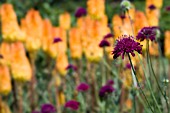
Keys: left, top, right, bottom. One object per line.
{"left": 69, "top": 28, "right": 82, "bottom": 59}
{"left": 21, "top": 9, "right": 43, "bottom": 52}
{"left": 0, "top": 65, "right": 11, "bottom": 95}
{"left": 0, "top": 42, "right": 12, "bottom": 66}
{"left": 165, "top": 31, "right": 170, "bottom": 59}
{"left": 125, "top": 99, "right": 132, "bottom": 110}
{"left": 59, "top": 12, "right": 71, "bottom": 30}
{"left": 56, "top": 52, "right": 68, "bottom": 76}
{"left": 0, "top": 3, "right": 25, "bottom": 42}
{"left": 11, "top": 42, "right": 32, "bottom": 82}
{"left": 146, "top": 0, "right": 163, "bottom": 9}
{"left": 55, "top": 75, "right": 61, "bottom": 87}
{"left": 57, "top": 91, "right": 65, "bottom": 106}
{"left": 87, "top": 0, "right": 105, "bottom": 19}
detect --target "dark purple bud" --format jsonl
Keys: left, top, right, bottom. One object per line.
{"left": 53, "top": 37, "right": 62, "bottom": 43}
{"left": 65, "top": 100, "right": 80, "bottom": 110}
{"left": 166, "top": 6, "right": 170, "bottom": 11}
{"left": 75, "top": 7, "right": 87, "bottom": 18}
{"left": 148, "top": 4, "right": 156, "bottom": 10}
{"left": 99, "top": 85, "right": 115, "bottom": 97}
{"left": 104, "top": 33, "right": 114, "bottom": 39}
{"left": 0, "top": 54, "right": 3, "bottom": 59}
{"left": 99, "top": 39, "right": 110, "bottom": 47}
{"left": 120, "top": 14, "right": 126, "bottom": 20}
{"left": 66, "top": 64, "right": 78, "bottom": 71}
{"left": 41, "top": 103, "right": 56, "bottom": 113}
{"left": 77, "top": 83, "right": 89, "bottom": 92}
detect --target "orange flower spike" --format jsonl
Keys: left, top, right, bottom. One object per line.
{"left": 42, "top": 19, "right": 53, "bottom": 53}
{"left": 134, "top": 11, "right": 149, "bottom": 35}
{"left": 165, "top": 31, "right": 170, "bottom": 59}
{"left": 146, "top": 0, "right": 163, "bottom": 9}
{"left": 0, "top": 65, "right": 11, "bottom": 95}
{"left": 56, "top": 52, "right": 68, "bottom": 76}
{"left": 0, "top": 4, "right": 25, "bottom": 42}
{"left": 125, "top": 4, "right": 135, "bottom": 21}
{"left": 59, "top": 12, "right": 71, "bottom": 30}
{"left": 146, "top": 8, "right": 160, "bottom": 26}
{"left": 112, "top": 15, "right": 123, "bottom": 39}
{"left": 0, "top": 42, "right": 12, "bottom": 66}
{"left": 69, "top": 28, "right": 82, "bottom": 59}
{"left": 23, "top": 9, "right": 43, "bottom": 52}
{"left": 87, "top": 0, "right": 105, "bottom": 19}
{"left": 10, "top": 42, "right": 32, "bottom": 82}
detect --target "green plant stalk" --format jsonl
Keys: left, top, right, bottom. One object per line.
{"left": 127, "top": 53, "right": 155, "bottom": 113}
{"left": 146, "top": 39, "right": 169, "bottom": 113}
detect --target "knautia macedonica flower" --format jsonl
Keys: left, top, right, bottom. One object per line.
{"left": 99, "top": 39, "right": 110, "bottom": 48}
{"left": 112, "top": 35, "right": 142, "bottom": 59}
{"left": 53, "top": 37, "right": 62, "bottom": 43}
{"left": 104, "top": 33, "right": 114, "bottom": 39}
{"left": 148, "top": 4, "right": 156, "bottom": 10}
{"left": 77, "top": 83, "right": 90, "bottom": 92}
{"left": 166, "top": 6, "right": 170, "bottom": 11}
{"left": 41, "top": 104, "right": 56, "bottom": 113}
{"left": 66, "top": 64, "right": 78, "bottom": 71}
{"left": 106, "top": 80, "right": 114, "bottom": 86}
{"left": 99, "top": 85, "right": 115, "bottom": 97}
{"left": 136, "top": 27, "right": 157, "bottom": 41}
{"left": 75, "top": 7, "right": 87, "bottom": 18}
{"left": 65, "top": 100, "right": 80, "bottom": 110}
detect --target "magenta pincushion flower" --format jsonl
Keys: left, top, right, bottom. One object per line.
{"left": 41, "top": 104, "right": 56, "bottom": 113}
{"left": 99, "top": 39, "right": 110, "bottom": 47}
{"left": 104, "top": 33, "right": 114, "bottom": 39}
{"left": 99, "top": 85, "right": 115, "bottom": 97}
{"left": 136, "top": 27, "right": 156, "bottom": 41}
{"left": 75, "top": 7, "right": 87, "bottom": 18}
{"left": 65, "top": 100, "right": 80, "bottom": 110}
{"left": 77, "top": 83, "right": 89, "bottom": 92}
{"left": 112, "top": 35, "right": 142, "bottom": 59}
{"left": 53, "top": 37, "right": 62, "bottom": 43}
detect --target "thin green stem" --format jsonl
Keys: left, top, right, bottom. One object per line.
{"left": 127, "top": 54, "right": 154, "bottom": 113}
{"left": 146, "top": 40, "right": 169, "bottom": 113}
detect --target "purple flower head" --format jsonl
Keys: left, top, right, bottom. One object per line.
{"left": 112, "top": 35, "right": 142, "bottom": 59}
{"left": 53, "top": 37, "right": 62, "bottom": 43}
{"left": 75, "top": 7, "right": 87, "bottom": 18}
{"left": 41, "top": 104, "right": 56, "bottom": 113}
{"left": 66, "top": 64, "right": 78, "bottom": 71}
{"left": 31, "top": 111, "right": 40, "bottom": 113}
{"left": 65, "top": 100, "right": 80, "bottom": 110}
{"left": 136, "top": 27, "right": 156, "bottom": 41}
{"left": 99, "top": 39, "right": 110, "bottom": 47}
{"left": 104, "top": 33, "right": 114, "bottom": 39}
{"left": 106, "top": 80, "right": 114, "bottom": 86}
{"left": 77, "top": 83, "right": 89, "bottom": 92}
{"left": 166, "top": 6, "right": 170, "bottom": 11}
{"left": 126, "top": 63, "right": 131, "bottom": 69}
{"left": 99, "top": 85, "right": 115, "bottom": 97}
{"left": 148, "top": 4, "right": 156, "bottom": 10}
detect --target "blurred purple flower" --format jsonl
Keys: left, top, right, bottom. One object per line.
{"left": 66, "top": 64, "right": 78, "bottom": 71}
{"left": 148, "top": 4, "right": 156, "bottom": 10}
{"left": 75, "top": 7, "right": 87, "bottom": 18}
{"left": 106, "top": 80, "right": 114, "bottom": 86}
{"left": 53, "top": 37, "right": 62, "bottom": 43}
{"left": 126, "top": 63, "right": 131, "bottom": 69}
{"left": 99, "top": 85, "right": 115, "bottom": 97}
{"left": 166, "top": 6, "right": 170, "bottom": 11}
{"left": 77, "top": 83, "right": 90, "bottom": 92}
{"left": 65, "top": 100, "right": 80, "bottom": 110}
{"left": 104, "top": 33, "right": 114, "bottom": 39}
{"left": 99, "top": 39, "right": 110, "bottom": 47}
{"left": 112, "top": 35, "right": 142, "bottom": 59}
{"left": 136, "top": 27, "right": 156, "bottom": 41}
{"left": 41, "top": 104, "right": 56, "bottom": 113}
